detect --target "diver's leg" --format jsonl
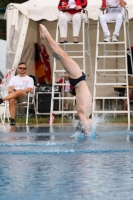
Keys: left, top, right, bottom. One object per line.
{"left": 39, "top": 24, "right": 82, "bottom": 79}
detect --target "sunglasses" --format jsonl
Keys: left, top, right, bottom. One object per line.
{"left": 19, "top": 67, "right": 26, "bottom": 70}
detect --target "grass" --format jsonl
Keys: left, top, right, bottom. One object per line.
{"left": 15, "top": 115, "right": 72, "bottom": 124}
{"left": 13, "top": 115, "right": 133, "bottom": 125}
{"left": 103, "top": 115, "right": 133, "bottom": 123}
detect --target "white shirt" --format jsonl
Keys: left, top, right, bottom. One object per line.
{"left": 9, "top": 75, "right": 34, "bottom": 90}
{"left": 107, "top": 0, "right": 127, "bottom": 13}
{"left": 68, "top": 0, "right": 76, "bottom": 8}
{"left": 107, "top": 0, "right": 127, "bottom": 6}
{"left": 64, "top": 80, "right": 70, "bottom": 92}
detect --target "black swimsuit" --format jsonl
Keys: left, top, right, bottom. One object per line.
{"left": 69, "top": 72, "right": 86, "bottom": 87}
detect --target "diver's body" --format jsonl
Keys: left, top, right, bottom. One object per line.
{"left": 39, "top": 24, "right": 92, "bottom": 134}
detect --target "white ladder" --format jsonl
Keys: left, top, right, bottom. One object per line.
{"left": 50, "top": 12, "right": 92, "bottom": 124}
{"left": 92, "top": 11, "right": 133, "bottom": 130}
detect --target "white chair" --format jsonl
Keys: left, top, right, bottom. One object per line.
{"left": 16, "top": 86, "right": 38, "bottom": 125}
{"left": 0, "top": 86, "right": 10, "bottom": 124}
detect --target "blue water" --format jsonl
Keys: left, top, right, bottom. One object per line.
{"left": 0, "top": 125, "right": 133, "bottom": 200}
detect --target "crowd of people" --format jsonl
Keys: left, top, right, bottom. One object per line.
{"left": 0, "top": 0, "right": 132, "bottom": 134}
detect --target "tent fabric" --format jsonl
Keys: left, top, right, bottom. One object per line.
{"left": 6, "top": 9, "right": 29, "bottom": 71}
{"left": 3, "top": 0, "right": 133, "bottom": 96}
{"left": 0, "top": 8, "right": 30, "bottom": 87}
{"left": 34, "top": 43, "right": 52, "bottom": 85}
{"left": 6, "top": 0, "right": 133, "bottom": 21}
{"left": 4, "top": 0, "right": 133, "bottom": 77}
{"left": 0, "top": 39, "right": 7, "bottom": 76}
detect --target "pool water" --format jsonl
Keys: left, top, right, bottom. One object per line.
{"left": 0, "top": 125, "right": 133, "bottom": 200}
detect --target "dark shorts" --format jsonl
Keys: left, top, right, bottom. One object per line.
{"left": 69, "top": 72, "right": 86, "bottom": 87}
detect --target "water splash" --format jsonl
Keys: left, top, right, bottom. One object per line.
{"left": 70, "top": 115, "right": 105, "bottom": 139}
{"left": 72, "top": 119, "right": 80, "bottom": 129}
{"left": 91, "top": 114, "right": 105, "bottom": 131}
{"left": 70, "top": 131, "right": 86, "bottom": 140}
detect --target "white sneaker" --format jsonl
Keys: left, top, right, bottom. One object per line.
{"left": 112, "top": 34, "right": 118, "bottom": 42}
{"left": 103, "top": 35, "right": 111, "bottom": 42}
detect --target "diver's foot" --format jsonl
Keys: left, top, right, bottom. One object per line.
{"left": 39, "top": 24, "right": 48, "bottom": 40}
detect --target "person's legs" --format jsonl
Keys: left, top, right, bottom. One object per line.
{"left": 64, "top": 93, "right": 68, "bottom": 111}
{"left": 99, "top": 13, "right": 112, "bottom": 37}
{"left": 64, "top": 92, "right": 73, "bottom": 111}
{"left": 10, "top": 93, "right": 28, "bottom": 125}
{"left": 100, "top": 13, "right": 117, "bottom": 42}
{"left": 9, "top": 98, "right": 16, "bottom": 119}
{"left": 72, "top": 12, "right": 87, "bottom": 43}
{"left": 18, "top": 93, "right": 28, "bottom": 103}
{"left": 58, "top": 12, "right": 72, "bottom": 42}
{"left": 0, "top": 90, "right": 27, "bottom": 125}
{"left": 113, "top": 13, "right": 123, "bottom": 36}
{"left": 2, "top": 90, "right": 26, "bottom": 102}
{"left": 39, "top": 24, "right": 82, "bottom": 79}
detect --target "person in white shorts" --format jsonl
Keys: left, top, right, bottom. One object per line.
{"left": 58, "top": 0, "right": 88, "bottom": 43}
{"left": 0, "top": 62, "right": 34, "bottom": 125}
{"left": 99, "top": 0, "right": 127, "bottom": 42}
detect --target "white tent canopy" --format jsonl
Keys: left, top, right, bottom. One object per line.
{"left": 0, "top": 39, "right": 6, "bottom": 76}
{"left": 4, "top": 0, "right": 133, "bottom": 89}
{"left": 6, "top": 0, "right": 133, "bottom": 21}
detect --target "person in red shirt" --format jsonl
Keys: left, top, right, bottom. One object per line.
{"left": 58, "top": 0, "right": 88, "bottom": 43}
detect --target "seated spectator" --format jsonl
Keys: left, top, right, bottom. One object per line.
{"left": 58, "top": 72, "right": 75, "bottom": 116}
{"left": 58, "top": 0, "right": 88, "bottom": 43}
{"left": 99, "top": 0, "right": 127, "bottom": 42}
{"left": 0, "top": 62, "right": 34, "bottom": 125}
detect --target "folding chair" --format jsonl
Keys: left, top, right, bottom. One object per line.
{"left": 0, "top": 85, "right": 10, "bottom": 124}
{"left": 16, "top": 86, "right": 38, "bottom": 125}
